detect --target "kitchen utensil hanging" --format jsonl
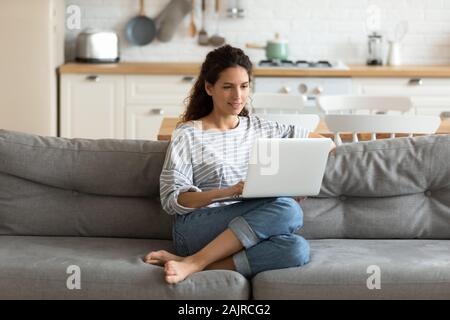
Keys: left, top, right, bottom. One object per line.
{"left": 155, "top": 0, "right": 192, "bottom": 42}
{"left": 198, "top": 0, "right": 209, "bottom": 45}
{"left": 125, "top": 0, "right": 156, "bottom": 46}
{"left": 189, "top": 0, "right": 197, "bottom": 37}
{"left": 227, "top": 0, "right": 245, "bottom": 18}
{"left": 209, "top": 0, "right": 225, "bottom": 46}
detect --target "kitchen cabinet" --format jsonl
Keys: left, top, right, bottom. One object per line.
{"left": 126, "top": 106, "right": 184, "bottom": 140}
{"left": 352, "top": 78, "right": 450, "bottom": 117}
{"left": 60, "top": 66, "right": 450, "bottom": 140}
{"left": 60, "top": 74, "right": 125, "bottom": 139}
{"left": 60, "top": 74, "right": 194, "bottom": 140}
{"left": 124, "top": 75, "right": 193, "bottom": 140}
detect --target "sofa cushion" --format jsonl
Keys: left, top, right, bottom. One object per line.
{"left": 0, "top": 129, "right": 172, "bottom": 238}
{"left": 299, "top": 135, "right": 450, "bottom": 239}
{"left": 252, "top": 239, "right": 450, "bottom": 300}
{"left": 0, "top": 236, "right": 250, "bottom": 299}
{"left": 0, "top": 173, "right": 172, "bottom": 238}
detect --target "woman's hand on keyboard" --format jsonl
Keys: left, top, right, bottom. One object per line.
{"left": 228, "top": 181, "right": 245, "bottom": 196}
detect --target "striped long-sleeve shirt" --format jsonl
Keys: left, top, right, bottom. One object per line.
{"left": 160, "top": 115, "right": 310, "bottom": 215}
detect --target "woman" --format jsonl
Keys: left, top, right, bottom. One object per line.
{"left": 145, "top": 45, "right": 334, "bottom": 284}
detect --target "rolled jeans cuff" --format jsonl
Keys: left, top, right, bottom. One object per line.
{"left": 233, "top": 250, "right": 252, "bottom": 278}
{"left": 228, "top": 216, "right": 259, "bottom": 249}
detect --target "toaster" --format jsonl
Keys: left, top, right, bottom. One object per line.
{"left": 75, "top": 28, "right": 120, "bottom": 63}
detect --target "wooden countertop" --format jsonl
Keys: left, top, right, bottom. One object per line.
{"left": 59, "top": 62, "right": 450, "bottom": 78}
{"left": 254, "top": 65, "right": 450, "bottom": 78}
{"left": 157, "top": 117, "right": 450, "bottom": 141}
{"left": 59, "top": 63, "right": 202, "bottom": 75}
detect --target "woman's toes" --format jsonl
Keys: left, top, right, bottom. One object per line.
{"left": 144, "top": 250, "right": 171, "bottom": 265}
{"left": 149, "top": 250, "right": 164, "bottom": 260}
{"left": 163, "top": 260, "right": 200, "bottom": 284}
{"left": 145, "top": 250, "right": 182, "bottom": 265}
{"left": 165, "top": 275, "right": 179, "bottom": 284}
{"left": 145, "top": 251, "right": 159, "bottom": 261}
{"left": 165, "top": 268, "right": 177, "bottom": 276}
{"left": 144, "top": 252, "right": 153, "bottom": 261}
{"left": 165, "top": 261, "right": 176, "bottom": 272}
{"left": 146, "top": 259, "right": 162, "bottom": 265}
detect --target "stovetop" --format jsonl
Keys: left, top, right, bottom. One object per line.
{"left": 258, "top": 59, "right": 349, "bottom": 70}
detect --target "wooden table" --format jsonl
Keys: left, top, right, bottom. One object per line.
{"left": 157, "top": 117, "right": 450, "bottom": 141}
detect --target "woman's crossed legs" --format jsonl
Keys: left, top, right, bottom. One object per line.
{"left": 145, "top": 197, "right": 309, "bottom": 283}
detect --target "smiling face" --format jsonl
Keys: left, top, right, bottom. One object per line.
{"left": 205, "top": 66, "right": 250, "bottom": 117}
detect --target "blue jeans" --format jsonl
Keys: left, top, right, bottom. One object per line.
{"left": 172, "top": 197, "right": 310, "bottom": 278}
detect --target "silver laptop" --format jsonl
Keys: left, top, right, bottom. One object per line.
{"left": 211, "top": 138, "right": 333, "bottom": 203}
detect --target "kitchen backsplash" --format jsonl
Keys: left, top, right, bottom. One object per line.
{"left": 65, "top": 0, "right": 450, "bottom": 64}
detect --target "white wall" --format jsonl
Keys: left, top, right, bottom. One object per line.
{"left": 65, "top": 0, "right": 450, "bottom": 64}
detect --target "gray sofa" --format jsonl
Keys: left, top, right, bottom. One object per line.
{"left": 0, "top": 129, "right": 449, "bottom": 300}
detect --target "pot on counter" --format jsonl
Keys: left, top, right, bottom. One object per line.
{"left": 246, "top": 33, "right": 289, "bottom": 60}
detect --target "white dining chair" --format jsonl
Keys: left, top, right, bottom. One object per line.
{"left": 256, "top": 113, "right": 320, "bottom": 132}
{"left": 251, "top": 92, "right": 319, "bottom": 131}
{"left": 316, "top": 95, "right": 423, "bottom": 144}
{"left": 317, "top": 95, "right": 413, "bottom": 115}
{"left": 324, "top": 114, "right": 441, "bottom": 145}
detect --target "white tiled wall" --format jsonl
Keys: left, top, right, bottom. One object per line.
{"left": 65, "top": 0, "right": 450, "bottom": 64}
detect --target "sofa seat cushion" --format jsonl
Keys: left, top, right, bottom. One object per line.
{"left": 252, "top": 239, "right": 450, "bottom": 300}
{"left": 0, "top": 236, "right": 249, "bottom": 299}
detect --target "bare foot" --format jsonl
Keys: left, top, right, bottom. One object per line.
{"left": 144, "top": 250, "right": 182, "bottom": 266}
{"left": 164, "top": 258, "right": 203, "bottom": 284}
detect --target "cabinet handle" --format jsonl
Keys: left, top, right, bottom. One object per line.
{"left": 150, "top": 108, "right": 165, "bottom": 115}
{"left": 408, "top": 78, "right": 423, "bottom": 86}
{"left": 280, "top": 86, "right": 291, "bottom": 94}
{"left": 86, "top": 75, "right": 100, "bottom": 82}
{"left": 181, "top": 76, "right": 195, "bottom": 82}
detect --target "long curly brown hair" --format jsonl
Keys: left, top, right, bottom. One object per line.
{"left": 181, "top": 45, "right": 253, "bottom": 123}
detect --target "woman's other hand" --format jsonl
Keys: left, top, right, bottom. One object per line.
{"left": 293, "top": 196, "right": 307, "bottom": 203}
{"left": 308, "top": 132, "right": 336, "bottom": 155}
{"left": 330, "top": 142, "right": 337, "bottom": 155}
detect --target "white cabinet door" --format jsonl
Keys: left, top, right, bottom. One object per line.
{"left": 124, "top": 75, "right": 194, "bottom": 140}
{"left": 125, "top": 75, "right": 195, "bottom": 107}
{"left": 60, "top": 74, "right": 125, "bottom": 139}
{"left": 352, "top": 78, "right": 450, "bottom": 117}
{"left": 126, "top": 105, "right": 184, "bottom": 140}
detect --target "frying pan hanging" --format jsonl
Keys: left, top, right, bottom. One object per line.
{"left": 126, "top": 0, "right": 156, "bottom": 46}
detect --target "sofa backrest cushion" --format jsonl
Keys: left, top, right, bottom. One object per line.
{"left": 2, "top": 130, "right": 449, "bottom": 240}
{"left": 0, "top": 130, "right": 172, "bottom": 239}
{"left": 299, "top": 134, "right": 450, "bottom": 239}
